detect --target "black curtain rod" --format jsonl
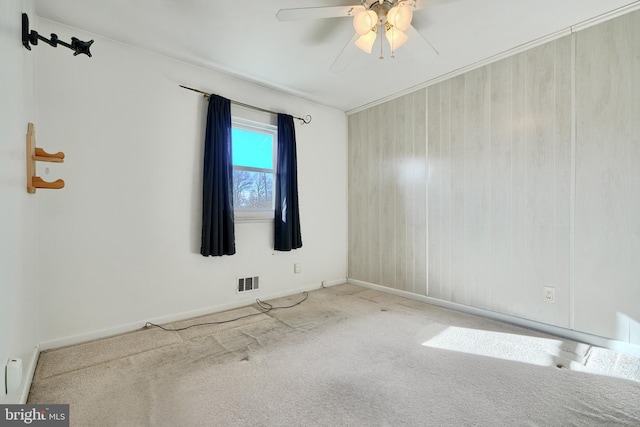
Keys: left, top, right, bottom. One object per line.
{"left": 179, "top": 85, "right": 312, "bottom": 125}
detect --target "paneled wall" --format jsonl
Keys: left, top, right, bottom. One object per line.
{"left": 348, "top": 8, "right": 640, "bottom": 344}
{"left": 574, "top": 10, "right": 640, "bottom": 343}
{"left": 348, "top": 91, "right": 427, "bottom": 295}
{"left": 427, "top": 38, "right": 572, "bottom": 327}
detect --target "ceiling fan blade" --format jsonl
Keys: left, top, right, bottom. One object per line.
{"left": 404, "top": 25, "right": 439, "bottom": 64}
{"left": 330, "top": 33, "right": 360, "bottom": 73}
{"left": 413, "top": 0, "right": 462, "bottom": 10}
{"left": 276, "top": 5, "right": 365, "bottom": 22}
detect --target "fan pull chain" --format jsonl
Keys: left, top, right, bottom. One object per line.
{"left": 391, "top": 26, "right": 396, "bottom": 59}
{"left": 379, "top": 23, "right": 384, "bottom": 60}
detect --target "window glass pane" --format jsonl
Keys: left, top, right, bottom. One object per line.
{"left": 232, "top": 128, "right": 273, "bottom": 169}
{"left": 233, "top": 170, "right": 273, "bottom": 210}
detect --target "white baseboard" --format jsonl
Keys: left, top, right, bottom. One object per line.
{"left": 321, "top": 278, "right": 347, "bottom": 287}
{"left": 38, "top": 279, "right": 346, "bottom": 351}
{"left": 348, "top": 278, "right": 640, "bottom": 357}
{"left": 18, "top": 344, "right": 39, "bottom": 404}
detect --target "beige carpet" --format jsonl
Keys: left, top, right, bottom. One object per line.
{"left": 28, "top": 284, "right": 640, "bottom": 426}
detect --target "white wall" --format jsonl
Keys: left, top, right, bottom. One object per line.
{"left": 0, "top": 0, "right": 39, "bottom": 403}
{"left": 35, "top": 19, "right": 348, "bottom": 348}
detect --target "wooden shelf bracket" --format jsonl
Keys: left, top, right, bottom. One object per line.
{"left": 26, "top": 122, "right": 65, "bottom": 193}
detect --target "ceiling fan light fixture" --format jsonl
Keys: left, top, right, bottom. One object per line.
{"left": 385, "top": 26, "right": 408, "bottom": 51}
{"left": 355, "top": 30, "right": 377, "bottom": 53}
{"left": 353, "top": 10, "right": 379, "bottom": 35}
{"left": 387, "top": 2, "right": 413, "bottom": 31}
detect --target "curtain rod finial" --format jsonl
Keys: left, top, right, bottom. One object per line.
{"left": 298, "top": 115, "right": 312, "bottom": 125}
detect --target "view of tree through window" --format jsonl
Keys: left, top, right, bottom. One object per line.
{"left": 232, "top": 170, "right": 273, "bottom": 209}
{"left": 231, "top": 122, "right": 276, "bottom": 212}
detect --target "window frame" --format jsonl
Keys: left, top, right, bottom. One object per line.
{"left": 231, "top": 116, "right": 277, "bottom": 223}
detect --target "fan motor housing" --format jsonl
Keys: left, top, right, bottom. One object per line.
{"left": 364, "top": 0, "right": 407, "bottom": 23}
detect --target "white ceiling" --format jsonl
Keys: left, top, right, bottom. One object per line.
{"left": 34, "top": 0, "right": 640, "bottom": 112}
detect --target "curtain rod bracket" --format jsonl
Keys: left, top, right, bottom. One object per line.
{"left": 179, "top": 85, "right": 312, "bottom": 125}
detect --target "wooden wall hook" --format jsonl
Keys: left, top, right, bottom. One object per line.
{"left": 26, "top": 123, "right": 65, "bottom": 193}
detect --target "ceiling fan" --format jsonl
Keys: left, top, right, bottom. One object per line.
{"left": 276, "top": 0, "right": 440, "bottom": 72}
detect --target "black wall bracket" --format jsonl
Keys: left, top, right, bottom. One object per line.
{"left": 22, "top": 13, "right": 93, "bottom": 57}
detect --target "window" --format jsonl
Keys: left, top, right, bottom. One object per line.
{"left": 231, "top": 117, "right": 277, "bottom": 221}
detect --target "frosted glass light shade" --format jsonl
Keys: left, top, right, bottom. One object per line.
{"left": 353, "top": 10, "right": 378, "bottom": 35}
{"left": 355, "top": 30, "right": 377, "bottom": 53}
{"left": 387, "top": 4, "right": 413, "bottom": 31}
{"left": 385, "top": 27, "right": 408, "bottom": 51}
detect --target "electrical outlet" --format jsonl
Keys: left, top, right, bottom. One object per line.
{"left": 294, "top": 263, "right": 301, "bottom": 274}
{"left": 543, "top": 286, "right": 555, "bottom": 303}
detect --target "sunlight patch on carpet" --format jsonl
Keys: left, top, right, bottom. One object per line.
{"left": 422, "top": 326, "right": 589, "bottom": 368}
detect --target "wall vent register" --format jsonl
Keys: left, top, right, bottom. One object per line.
{"left": 237, "top": 276, "right": 259, "bottom": 293}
